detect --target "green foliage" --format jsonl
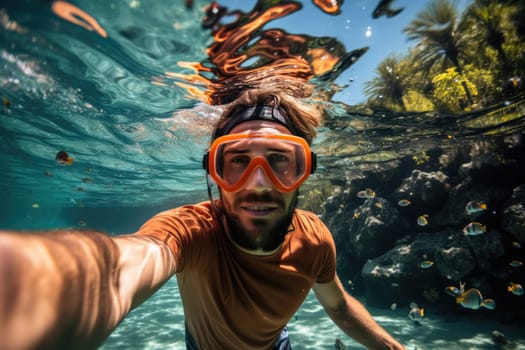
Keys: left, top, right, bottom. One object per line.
{"left": 363, "top": 0, "right": 525, "bottom": 113}
{"left": 432, "top": 67, "right": 478, "bottom": 113}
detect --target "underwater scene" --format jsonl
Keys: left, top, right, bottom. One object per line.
{"left": 1, "top": 0, "right": 525, "bottom": 349}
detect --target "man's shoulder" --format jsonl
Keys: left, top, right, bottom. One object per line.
{"left": 138, "top": 201, "right": 217, "bottom": 234}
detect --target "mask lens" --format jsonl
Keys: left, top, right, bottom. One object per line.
{"left": 209, "top": 134, "right": 311, "bottom": 192}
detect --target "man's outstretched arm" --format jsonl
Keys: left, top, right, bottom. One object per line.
{"left": 313, "top": 276, "right": 405, "bottom": 350}
{"left": 0, "top": 230, "right": 176, "bottom": 350}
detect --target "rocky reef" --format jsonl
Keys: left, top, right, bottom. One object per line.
{"left": 321, "top": 132, "right": 525, "bottom": 323}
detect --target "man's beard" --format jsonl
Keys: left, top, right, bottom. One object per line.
{"left": 220, "top": 192, "right": 298, "bottom": 252}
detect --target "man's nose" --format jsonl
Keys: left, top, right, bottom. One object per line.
{"left": 244, "top": 166, "right": 272, "bottom": 193}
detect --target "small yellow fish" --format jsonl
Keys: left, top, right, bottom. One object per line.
{"left": 357, "top": 188, "right": 376, "bottom": 199}
{"left": 482, "top": 298, "right": 496, "bottom": 310}
{"left": 408, "top": 302, "right": 424, "bottom": 323}
{"left": 465, "top": 201, "right": 487, "bottom": 214}
{"left": 420, "top": 260, "right": 434, "bottom": 269}
{"left": 56, "top": 150, "right": 74, "bottom": 165}
{"left": 374, "top": 202, "right": 383, "bottom": 209}
{"left": 445, "top": 286, "right": 461, "bottom": 297}
{"left": 31, "top": 203, "right": 40, "bottom": 208}
{"left": 417, "top": 214, "right": 429, "bottom": 226}
{"left": 507, "top": 282, "right": 524, "bottom": 296}
{"left": 398, "top": 199, "right": 411, "bottom": 207}
{"left": 463, "top": 222, "right": 486, "bottom": 236}
{"left": 509, "top": 260, "right": 523, "bottom": 268}
{"left": 456, "top": 288, "right": 496, "bottom": 310}
{"left": 511, "top": 241, "right": 522, "bottom": 249}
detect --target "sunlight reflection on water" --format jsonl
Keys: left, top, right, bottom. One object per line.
{"left": 102, "top": 278, "right": 525, "bottom": 350}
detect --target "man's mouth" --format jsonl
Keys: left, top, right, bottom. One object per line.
{"left": 241, "top": 203, "right": 278, "bottom": 215}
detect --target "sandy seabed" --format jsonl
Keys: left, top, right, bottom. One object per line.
{"left": 101, "top": 278, "right": 524, "bottom": 350}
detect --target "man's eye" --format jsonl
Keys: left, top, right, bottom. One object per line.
{"left": 268, "top": 154, "right": 289, "bottom": 163}
{"left": 230, "top": 156, "right": 250, "bottom": 166}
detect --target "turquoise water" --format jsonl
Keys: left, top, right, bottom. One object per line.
{"left": 2, "top": 0, "right": 525, "bottom": 349}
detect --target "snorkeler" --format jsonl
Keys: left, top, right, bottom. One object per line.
{"left": 0, "top": 89, "right": 405, "bottom": 350}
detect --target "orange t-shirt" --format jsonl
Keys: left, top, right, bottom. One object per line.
{"left": 136, "top": 201, "right": 336, "bottom": 349}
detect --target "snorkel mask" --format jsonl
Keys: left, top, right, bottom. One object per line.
{"left": 203, "top": 104, "right": 317, "bottom": 193}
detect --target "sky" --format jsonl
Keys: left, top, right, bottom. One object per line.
{"left": 220, "top": 0, "right": 471, "bottom": 105}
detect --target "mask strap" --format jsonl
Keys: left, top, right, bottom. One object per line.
{"left": 206, "top": 174, "right": 219, "bottom": 214}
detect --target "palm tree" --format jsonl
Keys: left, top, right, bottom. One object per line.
{"left": 463, "top": 0, "right": 510, "bottom": 76}
{"left": 403, "top": 0, "right": 473, "bottom": 106}
{"left": 363, "top": 56, "right": 408, "bottom": 111}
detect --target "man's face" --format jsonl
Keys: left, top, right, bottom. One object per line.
{"left": 218, "top": 120, "right": 299, "bottom": 252}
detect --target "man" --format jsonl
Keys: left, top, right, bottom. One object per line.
{"left": 0, "top": 89, "right": 405, "bottom": 349}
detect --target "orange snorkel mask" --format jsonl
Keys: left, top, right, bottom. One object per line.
{"left": 203, "top": 104, "right": 316, "bottom": 192}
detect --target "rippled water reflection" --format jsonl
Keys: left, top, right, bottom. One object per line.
{"left": 2, "top": 1, "right": 524, "bottom": 211}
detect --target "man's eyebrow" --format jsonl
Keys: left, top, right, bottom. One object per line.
{"left": 267, "top": 146, "right": 292, "bottom": 153}
{"left": 223, "top": 148, "right": 249, "bottom": 155}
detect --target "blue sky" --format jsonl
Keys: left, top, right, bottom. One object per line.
{"left": 220, "top": 0, "right": 471, "bottom": 105}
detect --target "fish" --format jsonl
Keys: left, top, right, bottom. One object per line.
{"left": 78, "top": 219, "right": 88, "bottom": 227}
{"left": 335, "top": 338, "right": 346, "bottom": 350}
{"left": 445, "top": 286, "right": 461, "bottom": 297}
{"left": 462, "top": 222, "right": 486, "bottom": 236}
{"left": 2, "top": 97, "right": 11, "bottom": 108}
{"left": 417, "top": 214, "right": 429, "bottom": 226}
{"left": 31, "top": 203, "right": 40, "bottom": 208}
{"left": 408, "top": 302, "right": 424, "bottom": 324}
{"left": 357, "top": 188, "right": 375, "bottom": 199}
{"left": 390, "top": 303, "right": 397, "bottom": 310}
{"left": 372, "top": 0, "right": 404, "bottom": 19}
{"left": 509, "top": 260, "right": 523, "bottom": 268}
{"left": 482, "top": 299, "right": 496, "bottom": 310}
{"left": 82, "top": 177, "right": 93, "bottom": 183}
{"left": 56, "top": 150, "right": 74, "bottom": 165}
{"left": 398, "top": 199, "right": 411, "bottom": 207}
{"left": 455, "top": 288, "right": 496, "bottom": 310}
{"left": 465, "top": 201, "right": 487, "bottom": 214}
{"left": 507, "top": 282, "right": 524, "bottom": 296}
{"left": 511, "top": 241, "right": 522, "bottom": 249}
{"left": 419, "top": 260, "right": 434, "bottom": 269}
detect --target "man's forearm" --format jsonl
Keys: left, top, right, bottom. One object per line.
{"left": 328, "top": 294, "right": 405, "bottom": 350}
{"left": 0, "top": 230, "right": 126, "bottom": 350}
